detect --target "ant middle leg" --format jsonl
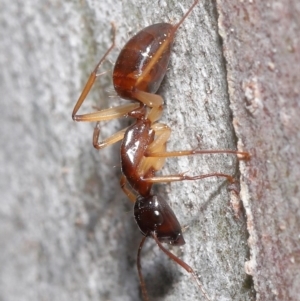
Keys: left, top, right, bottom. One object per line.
{"left": 145, "top": 122, "right": 250, "bottom": 161}
{"left": 139, "top": 123, "right": 250, "bottom": 184}
{"left": 74, "top": 103, "right": 140, "bottom": 150}
{"left": 92, "top": 124, "right": 129, "bottom": 150}
{"left": 147, "top": 123, "right": 250, "bottom": 161}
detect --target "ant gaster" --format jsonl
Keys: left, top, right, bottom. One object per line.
{"left": 72, "top": 1, "right": 249, "bottom": 300}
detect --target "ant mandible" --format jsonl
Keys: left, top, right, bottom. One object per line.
{"left": 72, "top": 0, "right": 249, "bottom": 300}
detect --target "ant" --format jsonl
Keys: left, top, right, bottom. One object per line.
{"left": 72, "top": 0, "right": 249, "bottom": 300}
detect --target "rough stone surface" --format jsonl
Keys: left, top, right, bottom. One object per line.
{"left": 217, "top": 1, "right": 300, "bottom": 301}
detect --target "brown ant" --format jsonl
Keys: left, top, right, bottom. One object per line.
{"left": 72, "top": 0, "right": 249, "bottom": 300}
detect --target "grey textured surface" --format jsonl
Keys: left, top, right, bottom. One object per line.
{"left": 1, "top": 1, "right": 254, "bottom": 301}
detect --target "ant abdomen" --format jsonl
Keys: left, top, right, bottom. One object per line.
{"left": 113, "top": 23, "right": 175, "bottom": 100}
{"left": 134, "top": 194, "right": 185, "bottom": 246}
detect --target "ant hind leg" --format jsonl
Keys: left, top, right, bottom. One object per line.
{"left": 72, "top": 23, "right": 117, "bottom": 119}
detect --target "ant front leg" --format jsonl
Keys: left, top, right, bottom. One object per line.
{"left": 146, "top": 149, "right": 250, "bottom": 161}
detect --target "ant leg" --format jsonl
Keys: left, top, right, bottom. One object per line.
{"left": 134, "top": 90, "right": 163, "bottom": 108}
{"left": 136, "top": 122, "right": 171, "bottom": 175}
{"left": 146, "top": 122, "right": 250, "bottom": 160}
{"left": 73, "top": 102, "right": 140, "bottom": 122}
{"left": 75, "top": 103, "right": 139, "bottom": 150}
{"left": 146, "top": 149, "right": 250, "bottom": 161}
{"left": 151, "top": 232, "right": 211, "bottom": 301}
{"left": 137, "top": 235, "right": 149, "bottom": 301}
{"left": 148, "top": 124, "right": 249, "bottom": 161}
{"left": 147, "top": 104, "right": 163, "bottom": 124}
{"left": 134, "top": 90, "right": 164, "bottom": 123}
{"left": 144, "top": 172, "right": 235, "bottom": 184}
{"left": 140, "top": 124, "right": 243, "bottom": 183}
{"left": 72, "top": 23, "right": 116, "bottom": 119}
{"left": 120, "top": 175, "right": 136, "bottom": 203}
{"left": 149, "top": 123, "right": 171, "bottom": 152}
{"left": 147, "top": 122, "right": 171, "bottom": 171}
{"left": 93, "top": 125, "right": 128, "bottom": 150}
{"left": 172, "top": 0, "right": 199, "bottom": 32}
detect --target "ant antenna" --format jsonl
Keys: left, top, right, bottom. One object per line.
{"left": 152, "top": 232, "right": 212, "bottom": 301}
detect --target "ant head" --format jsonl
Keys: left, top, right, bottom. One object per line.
{"left": 134, "top": 194, "right": 185, "bottom": 246}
